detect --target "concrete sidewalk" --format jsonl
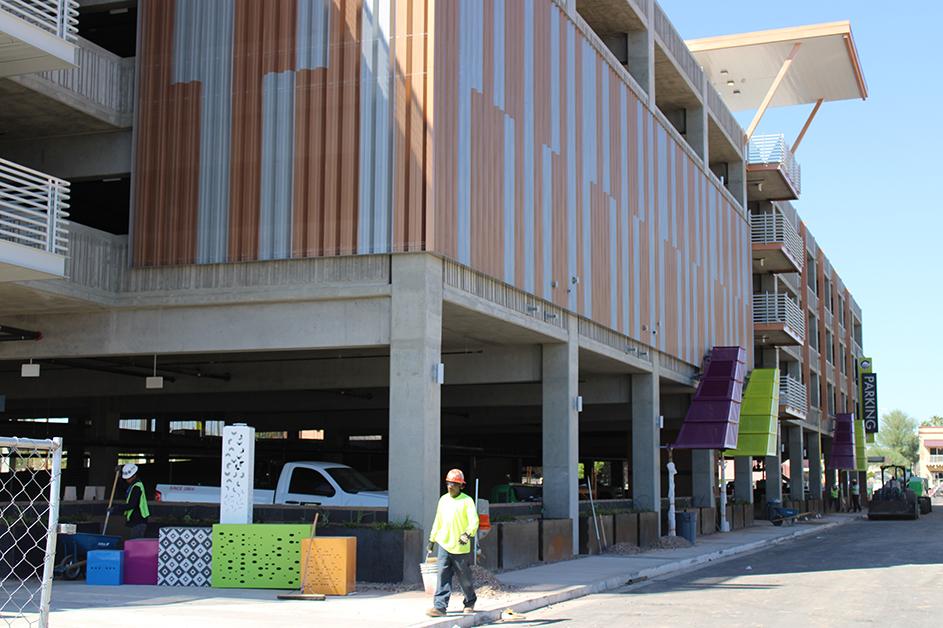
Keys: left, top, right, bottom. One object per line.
{"left": 37, "top": 515, "right": 857, "bottom": 628}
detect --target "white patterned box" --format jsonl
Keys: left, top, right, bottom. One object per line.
{"left": 158, "top": 527, "right": 212, "bottom": 587}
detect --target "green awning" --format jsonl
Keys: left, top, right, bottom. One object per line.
{"left": 854, "top": 417, "right": 867, "bottom": 472}
{"left": 727, "top": 368, "right": 779, "bottom": 457}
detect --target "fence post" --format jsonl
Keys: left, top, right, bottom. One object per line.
{"left": 46, "top": 183, "right": 58, "bottom": 253}
{"left": 38, "top": 437, "right": 63, "bottom": 628}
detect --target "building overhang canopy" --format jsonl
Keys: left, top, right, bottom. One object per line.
{"left": 686, "top": 21, "right": 868, "bottom": 113}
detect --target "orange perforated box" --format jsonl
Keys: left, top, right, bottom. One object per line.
{"left": 300, "top": 536, "right": 356, "bottom": 596}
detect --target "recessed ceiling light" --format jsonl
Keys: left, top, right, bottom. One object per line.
{"left": 726, "top": 80, "right": 735, "bottom": 86}
{"left": 733, "top": 89, "right": 741, "bottom": 95}
{"left": 720, "top": 69, "right": 729, "bottom": 75}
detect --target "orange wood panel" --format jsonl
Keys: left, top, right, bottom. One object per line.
{"left": 292, "top": 68, "right": 327, "bottom": 257}
{"left": 339, "top": 0, "right": 361, "bottom": 254}
{"left": 133, "top": 0, "right": 199, "bottom": 266}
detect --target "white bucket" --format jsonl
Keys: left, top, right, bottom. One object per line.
{"left": 419, "top": 561, "right": 440, "bottom": 595}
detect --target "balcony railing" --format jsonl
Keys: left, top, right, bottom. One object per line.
{"left": 753, "top": 293, "right": 804, "bottom": 340}
{"left": 748, "top": 134, "right": 801, "bottom": 196}
{"left": 0, "top": 157, "right": 69, "bottom": 255}
{"left": 852, "top": 339, "right": 863, "bottom": 358}
{"left": 929, "top": 455, "right": 943, "bottom": 465}
{"left": 750, "top": 211, "right": 804, "bottom": 272}
{"left": 780, "top": 375, "right": 808, "bottom": 415}
{"left": 33, "top": 36, "right": 134, "bottom": 119}
{"left": 0, "top": 0, "right": 78, "bottom": 42}
{"left": 653, "top": 2, "right": 704, "bottom": 90}
{"left": 706, "top": 80, "right": 744, "bottom": 149}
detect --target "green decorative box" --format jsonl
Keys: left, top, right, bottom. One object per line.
{"left": 211, "top": 524, "right": 310, "bottom": 589}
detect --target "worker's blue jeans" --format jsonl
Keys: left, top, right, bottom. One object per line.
{"left": 433, "top": 546, "right": 476, "bottom": 611}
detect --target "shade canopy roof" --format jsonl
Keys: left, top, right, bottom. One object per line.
{"left": 686, "top": 21, "right": 868, "bottom": 113}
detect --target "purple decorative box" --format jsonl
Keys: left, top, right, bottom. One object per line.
{"left": 827, "top": 413, "right": 857, "bottom": 470}
{"left": 124, "top": 538, "right": 159, "bottom": 585}
{"left": 674, "top": 346, "right": 747, "bottom": 450}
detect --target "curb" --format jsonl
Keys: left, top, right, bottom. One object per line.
{"left": 421, "top": 517, "right": 854, "bottom": 628}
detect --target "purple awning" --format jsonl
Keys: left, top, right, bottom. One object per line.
{"left": 673, "top": 346, "right": 746, "bottom": 450}
{"left": 828, "top": 413, "right": 857, "bottom": 470}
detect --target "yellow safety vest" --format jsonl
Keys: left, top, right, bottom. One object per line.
{"left": 124, "top": 480, "right": 150, "bottom": 521}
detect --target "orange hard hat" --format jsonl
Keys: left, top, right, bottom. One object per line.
{"left": 445, "top": 469, "right": 465, "bottom": 484}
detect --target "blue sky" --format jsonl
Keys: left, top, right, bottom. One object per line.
{"left": 660, "top": 1, "right": 942, "bottom": 422}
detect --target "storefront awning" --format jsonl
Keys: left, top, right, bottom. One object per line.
{"left": 727, "top": 368, "right": 779, "bottom": 457}
{"left": 673, "top": 347, "right": 746, "bottom": 450}
{"left": 923, "top": 440, "right": 943, "bottom": 448}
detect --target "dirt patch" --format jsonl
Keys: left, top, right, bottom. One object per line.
{"left": 604, "top": 543, "right": 643, "bottom": 555}
{"left": 655, "top": 536, "right": 692, "bottom": 550}
{"left": 471, "top": 565, "right": 520, "bottom": 595}
{"left": 355, "top": 581, "right": 422, "bottom": 593}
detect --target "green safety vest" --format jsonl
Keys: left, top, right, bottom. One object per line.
{"left": 125, "top": 480, "right": 150, "bottom": 521}
{"left": 830, "top": 486, "right": 839, "bottom": 498}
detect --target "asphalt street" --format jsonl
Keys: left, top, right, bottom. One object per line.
{"left": 491, "top": 505, "right": 943, "bottom": 628}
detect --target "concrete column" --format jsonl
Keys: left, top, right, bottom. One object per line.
{"left": 87, "top": 401, "right": 120, "bottom": 489}
{"left": 626, "top": 29, "right": 652, "bottom": 98}
{"left": 631, "top": 358, "right": 661, "bottom": 525}
{"left": 734, "top": 456, "right": 754, "bottom": 504}
{"left": 765, "top": 425, "right": 783, "bottom": 503}
{"left": 691, "top": 449, "right": 716, "bottom": 507}
{"left": 542, "top": 315, "right": 579, "bottom": 551}
{"left": 788, "top": 427, "right": 805, "bottom": 501}
{"left": 388, "top": 254, "right": 442, "bottom": 542}
{"left": 808, "top": 431, "right": 823, "bottom": 500}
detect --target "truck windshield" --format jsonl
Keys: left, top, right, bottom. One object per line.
{"left": 325, "top": 467, "right": 380, "bottom": 493}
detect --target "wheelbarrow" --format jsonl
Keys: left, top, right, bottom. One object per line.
{"left": 54, "top": 532, "right": 123, "bottom": 580}
{"left": 766, "top": 501, "right": 799, "bottom": 527}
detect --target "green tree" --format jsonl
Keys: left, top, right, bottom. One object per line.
{"left": 867, "top": 410, "right": 919, "bottom": 468}
{"left": 920, "top": 415, "right": 943, "bottom": 427}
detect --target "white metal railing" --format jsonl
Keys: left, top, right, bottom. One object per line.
{"left": 748, "top": 134, "right": 801, "bottom": 195}
{"left": 780, "top": 375, "right": 808, "bottom": 414}
{"left": 36, "top": 37, "right": 134, "bottom": 116}
{"left": 0, "top": 0, "right": 78, "bottom": 42}
{"left": 0, "top": 158, "right": 69, "bottom": 256}
{"left": 780, "top": 272, "right": 800, "bottom": 295}
{"left": 806, "top": 285, "right": 818, "bottom": 312}
{"left": 706, "top": 80, "right": 744, "bottom": 149}
{"left": 753, "top": 293, "right": 804, "bottom": 341}
{"left": 852, "top": 339, "right": 862, "bottom": 358}
{"left": 750, "top": 211, "right": 804, "bottom": 271}
{"left": 929, "top": 455, "right": 943, "bottom": 465}
{"left": 653, "top": 2, "right": 704, "bottom": 90}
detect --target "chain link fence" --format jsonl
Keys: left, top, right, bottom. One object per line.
{"left": 0, "top": 437, "right": 62, "bottom": 628}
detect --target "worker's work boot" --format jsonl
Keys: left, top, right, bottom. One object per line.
{"left": 426, "top": 608, "right": 446, "bottom": 617}
{"left": 463, "top": 606, "right": 475, "bottom": 614}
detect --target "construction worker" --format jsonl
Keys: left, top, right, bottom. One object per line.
{"left": 111, "top": 463, "right": 149, "bottom": 538}
{"left": 829, "top": 484, "right": 840, "bottom": 512}
{"left": 850, "top": 479, "right": 861, "bottom": 512}
{"left": 425, "top": 469, "right": 479, "bottom": 618}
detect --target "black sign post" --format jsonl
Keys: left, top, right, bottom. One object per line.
{"left": 861, "top": 373, "right": 879, "bottom": 433}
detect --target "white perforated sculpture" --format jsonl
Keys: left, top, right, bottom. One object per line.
{"left": 220, "top": 424, "right": 255, "bottom": 524}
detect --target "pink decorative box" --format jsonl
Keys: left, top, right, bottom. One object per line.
{"left": 124, "top": 539, "right": 159, "bottom": 585}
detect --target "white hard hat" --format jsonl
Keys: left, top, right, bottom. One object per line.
{"left": 121, "top": 463, "right": 138, "bottom": 479}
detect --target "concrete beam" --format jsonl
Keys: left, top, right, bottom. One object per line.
{"left": 542, "top": 315, "right": 579, "bottom": 551}
{"left": 691, "top": 449, "right": 715, "bottom": 508}
{"left": 808, "top": 431, "right": 823, "bottom": 500}
{"left": 789, "top": 426, "right": 805, "bottom": 501}
{"left": 734, "top": 456, "right": 754, "bottom": 504}
{"left": 631, "top": 357, "right": 661, "bottom": 523}
{"left": 0, "top": 130, "right": 132, "bottom": 180}
{"left": 0, "top": 298, "right": 391, "bottom": 360}
{"left": 387, "top": 255, "right": 442, "bottom": 542}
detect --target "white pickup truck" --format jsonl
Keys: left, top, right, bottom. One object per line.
{"left": 155, "top": 461, "right": 388, "bottom": 508}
